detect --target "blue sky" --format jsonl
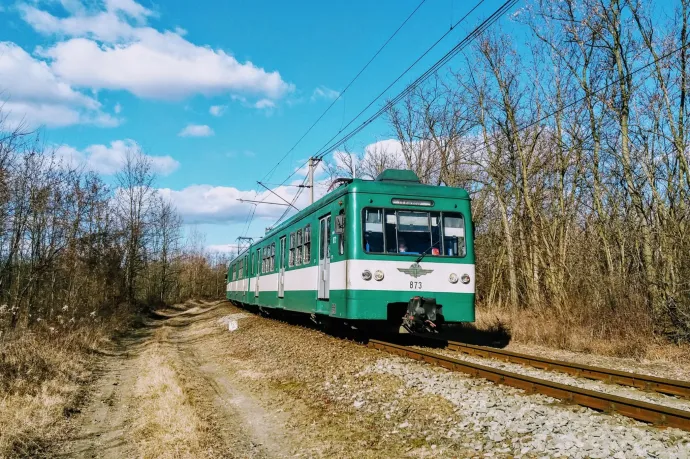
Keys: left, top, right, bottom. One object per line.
{"left": 0, "top": 0, "right": 516, "bottom": 252}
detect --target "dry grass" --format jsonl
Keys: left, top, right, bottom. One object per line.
{"left": 475, "top": 302, "right": 690, "bottom": 363}
{"left": 130, "top": 327, "right": 218, "bottom": 459}
{"left": 0, "top": 310, "right": 132, "bottom": 458}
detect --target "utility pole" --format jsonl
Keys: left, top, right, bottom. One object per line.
{"left": 309, "top": 157, "right": 314, "bottom": 204}
{"left": 309, "top": 157, "right": 320, "bottom": 204}
{"left": 235, "top": 236, "right": 254, "bottom": 255}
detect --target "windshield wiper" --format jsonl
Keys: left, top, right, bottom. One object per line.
{"left": 415, "top": 241, "right": 440, "bottom": 264}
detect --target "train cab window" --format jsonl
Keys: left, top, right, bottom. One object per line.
{"left": 363, "top": 209, "right": 384, "bottom": 253}
{"left": 362, "top": 208, "right": 465, "bottom": 257}
{"left": 395, "top": 211, "right": 432, "bottom": 254}
{"left": 384, "top": 211, "right": 397, "bottom": 253}
{"left": 303, "top": 225, "right": 311, "bottom": 264}
{"left": 443, "top": 214, "right": 466, "bottom": 256}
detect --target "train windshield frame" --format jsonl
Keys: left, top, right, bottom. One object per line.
{"left": 362, "top": 208, "right": 466, "bottom": 257}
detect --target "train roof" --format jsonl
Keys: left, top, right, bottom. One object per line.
{"left": 230, "top": 169, "right": 470, "bottom": 260}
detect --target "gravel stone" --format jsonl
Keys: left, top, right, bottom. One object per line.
{"left": 427, "top": 346, "right": 690, "bottom": 412}
{"left": 506, "top": 342, "right": 690, "bottom": 382}
{"left": 363, "top": 356, "right": 690, "bottom": 458}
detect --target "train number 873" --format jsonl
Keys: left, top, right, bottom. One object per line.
{"left": 409, "top": 281, "right": 422, "bottom": 290}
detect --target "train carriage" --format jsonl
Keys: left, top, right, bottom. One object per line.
{"left": 226, "top": 169, "right": 475, "bottom": 333}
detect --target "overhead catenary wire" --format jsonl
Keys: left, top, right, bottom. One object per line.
{"left": 248, "top": 0, "right": 511, "bottom": 237}
{"left": 258, "top": 0, "right": 429, "bottom": 186}
{"left": 312, "top": 0, "right": 516, "bottom": 162}
{"left": 268, "top": 0, "right": 492, "bottom": 194}
{"left": 241, "top": 1, "right": 429, "bottom": 238}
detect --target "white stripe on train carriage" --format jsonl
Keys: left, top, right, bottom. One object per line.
{"left": 227, "top": 260, "right": 475, "bottom": 294}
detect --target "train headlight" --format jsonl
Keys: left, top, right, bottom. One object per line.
{"left": 374, "top": 270, "right": 384, "bottom": 281}
{"left": 362, "top": 270, "right": 372, "bottom": 281}
{"left": 461, "top": 273, "right": 471, "bottom": 284}
{"left": 448, "top": 273, "right": 459, "bottom": 284}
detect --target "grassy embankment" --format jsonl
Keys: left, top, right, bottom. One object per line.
{"left": 0, "top": 310, "right": 133, "bottom": 457}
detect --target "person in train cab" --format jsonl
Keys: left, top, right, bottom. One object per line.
{"left": 431, "top": 247, "right": 440, "bottom": 256}
{"left": 398, "top": 239, "right": 408, "bottom": 253}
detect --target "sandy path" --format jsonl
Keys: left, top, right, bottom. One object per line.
{"left": 58, "top": 331, "right": 147, "bottom": 458}
{"left": 57, "top": 303, "right": 288, "bottom": 458}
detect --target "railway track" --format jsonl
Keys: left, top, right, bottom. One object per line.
{"left": 368, "top": 339, "right": 690, "bottom": 432}
{"left": 443, "top": 340, "right": 690, "bottom": 399}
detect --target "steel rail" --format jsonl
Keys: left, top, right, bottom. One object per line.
{"left": 442, "top": 340, "right": 690, "bottom": 399}
{"left": 368, "top": 339, "right": 690, "bottom": 431}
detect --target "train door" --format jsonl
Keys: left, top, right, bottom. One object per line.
{"left": 318, "top": 215, "right": 331, "bottom": 299}
{"left": 254, "top": 248, "right": 260, "bottom": 298}
{"left": 278, "top": 236, "right": 286, "bottom": 298}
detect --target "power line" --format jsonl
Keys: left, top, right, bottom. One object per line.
{"left": 425, "top": 39, "right": 690, "bottom": 179}
{"left": 273, "top": 0, "right": 492, "bottom": 190}
{"left": 259, "top": 0, "right": 429, "bottom": 185}
{"left": 313, "top": 0, "right": 516, "bottom": 161}
{"left": 249, "top": 0, "right": 512, "bottom": 236}
{"left": 243, "top": 2, "right": 429, "bottom": 237}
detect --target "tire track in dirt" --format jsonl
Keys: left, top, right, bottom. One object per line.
{"left": 57, "top": 302, "right": 292, "bottom": 458}
{"left": 57, "top": 330, "right": 149, "bottom": 458}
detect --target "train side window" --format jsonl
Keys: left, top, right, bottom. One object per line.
{"left": 303, "top": 225, "right": 311, "bottom": 264}
{"left": 271, "top": 243, "right": 276, "bottom": 271}
{"left": 338, "top": 211, "right": 345, "bottom": 255}
{"left": 289, "top": 233, "right": 295, "bottom": 267}
{"left": 363, "top": 209, "right": 384, "bottom": 253}
{"left": 319, "top": 218, "right": 326, "bottom": 260}
{"left": 325, "top": 217, "right": 331, "bottom": 258}
{"left": 296, "top": 230, "right": 303, "bottom": 266}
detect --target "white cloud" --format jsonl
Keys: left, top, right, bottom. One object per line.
{"left": 114, "top": 102, "right": 122, "bottom": 113}
{"left": 153, "top": 138, "right": 404, "bottom": 227}
{"left": 209, "top": 105, "right": 226, "bottom": 116}
{"left": 254, "top": 98, "right": 275, "bottom": 110}
{"left": 0, "top": 41, "right": 120, "bottom": 128}
{"left": 178, "top": 124, "right": 214, "bottom": 137}
{"left": 158, "top": 182, "right": 324, "bottom": 224}
{"left": 21, "top": 1, "right": 294, "bottom": 102}
{"left": 54, "top": 139, "right": 179, "bottom": 175}
{"left": 311, "top": 85, "right": 340, "bottom": 102}
{"left": 207, "top": 244, "right": 240, "bottom": 254}
{"left": 157, "top": 161, "right": 329, "bottom": 225}
{"left": 363, "top": 138, "right": 405, "bottom": 161}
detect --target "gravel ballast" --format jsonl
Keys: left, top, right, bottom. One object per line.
{"left": 362, "top": 357, "right": 690, "bottom": 458}
{"left": 214, "top": 304, "right": 690, "bottom": 458}
{"left": 424, "top": 346, "right": 690, "bottom": 412}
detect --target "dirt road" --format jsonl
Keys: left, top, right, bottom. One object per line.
{"left": 56, "top": 301, "right": 690, "bottom": 459}
{"left": 58, "top": 302, "right": 286, "bottom": 458}
{"left": 58, "top": 300, "right": 445, "bottom": 458}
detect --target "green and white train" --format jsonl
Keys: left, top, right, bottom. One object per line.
{"left": 226, "top": 169, "right": 475, "bottom": 333}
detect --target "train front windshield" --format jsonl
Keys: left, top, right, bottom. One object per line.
{"left": 363, "top": 208, "right": 466, "bottom": 257}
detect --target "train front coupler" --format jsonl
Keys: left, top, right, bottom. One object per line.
{"left": 401, "top": 296, "right": 440, "bottom": 334}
